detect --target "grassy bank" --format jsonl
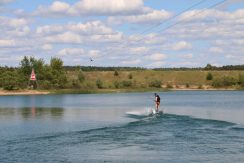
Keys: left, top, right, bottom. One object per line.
{"left": 1, "top": 69, "right": 243, "bottom": 95}
{"left": 66, "top": 70, "right": 244, "bottom": 90}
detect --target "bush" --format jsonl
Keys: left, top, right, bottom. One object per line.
{"left": 212, "top": 76, "right": 238, "bottom": 88}
{"left": 41, "top": 80, "right": 52, "bottom": 89}
{"left": 1, "top": 71, "right": 20, "bottom": 90}
{"left": 239, "top": 74, "right": 244, "bottom": 87}
{"left": 114, "top": 81, "right": 120, "bottom": 88}
{"left": 114, "top": 70, "right": 119, "bottom": 76}
{"left": 121, "top": 80, "right": 132, "bottom": 87}
{"left": 96, "top": 79, "right": 103, "bottom": 89}
{"left": 72, "top": 79, "right": 81, "bottom": 89}
{"left": 206, "top": 72, "right": 213, "bottom": 80}
{"left": 128, "top": 73, "right": 133, "bottom": 79}
{"left": 3, "top": 85, "right": 15, "bottom": 90}
{"left": 186, "top": 83, "right": 190, "bottom": 88}
{"left": 78, "top": 71, "right": 85, "bottom": 83}
{"left": 198, "top": 84, "right": 203, "bottom": 89}
{"left": 166, "top": 83, "right": 173, "bottom": 89}
{"left": 149, "top": 80, "right": 162, "bottom": 88}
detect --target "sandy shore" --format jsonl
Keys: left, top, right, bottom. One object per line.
{"left": 0, "top": 87, "right": 238, "bottom": 96}
{"left": 162, "top": 84, "right": 236, "bottom": 91}
{"left": 0, "top": 90, "right": 50, "bottom": 96}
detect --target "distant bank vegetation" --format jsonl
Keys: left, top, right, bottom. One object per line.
{"left": 0, "top": 56, "right": 244, "bottom": 91}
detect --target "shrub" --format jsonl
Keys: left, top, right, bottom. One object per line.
{"left": 121, "top": 80, "right": 132, "bottom": 87}
{"left": 206, "top": 72, "right": 213, "bottom": 80}
{"left": 72, "top": 79, "right": 81, "bottom": 89}
{"left": 114, "top": 81, "right": 120, "bottom": 88}
{"left": 186, "top": 83, "right": 190, "bottom": 88}
{"left": 166, "top": 83, "right": 173, "bottom": 89}
{"left": 149, "top": 80, "right": 162, "bottom": 88}
{"left": 114, "top": 70, "right": 119, "bottom": 76}
{"left": 128, "top": 73, "right": 133, "bottom": 79}
{"left": 96, "top": 79, "right": 103, "bottom": 89}
{"left": 4, "top": 85, "right": 15, "bottom": 90}
{"left": 198, "top": 84, "right": 203, "bottom": 89}
{"left": 41, "top": 80, "right": 52, "bottom": 89}
{"left": 78, "top": 71, "right": 85, "bottom": 83}
{"left": 239, "top": 74, "right": 244, "bottom": 87}
{"left": 212, "top": 76, "right": 238, "bottom": 88}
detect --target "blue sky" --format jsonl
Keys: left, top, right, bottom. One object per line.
{"left": 0, "top": 0, "right": 243, "bottom": 67}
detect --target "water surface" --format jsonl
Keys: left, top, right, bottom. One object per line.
{"left": 0, "top": 91, "right": 243, "bottom": 162}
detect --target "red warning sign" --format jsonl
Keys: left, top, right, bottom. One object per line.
{"left": 30, "top": 68, "right": 36, "bottom": 81}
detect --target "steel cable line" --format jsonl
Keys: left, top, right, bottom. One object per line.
{"left": 91, "top": 0, "right": 229, "bottom": 62}
{"left": 90, "top": 0, "right": 209, "bottom": 61}
{"left": 138, "top": 0, "right": 208, "bottom": 36}
{"left": 134, "top": 0, "right": 229, "bottom": 44}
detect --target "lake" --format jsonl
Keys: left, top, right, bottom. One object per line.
{"left": 0, "top": 91, "right": 244, "bottom": 162}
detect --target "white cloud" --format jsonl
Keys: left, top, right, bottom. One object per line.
{"left": 122, "top": 59, "right": 141, "bottom": 65}
{"left": 0, "top": 39, "right": 15, "bottom": 47}
{"left": 88, "top": 50, "right": 100, "bottom": 57}
{"left": 36, "top": 25, "right": 64, "bottom": 35}
{"left": 89, "top": 33, "right": 123, "bottom": 43}
{"left": 0, "top": 0, "right": 14, "bottom": 5}
{"left": 35, "top": 1, "right": 73, "bottom": 17}
{"left": 171, "top": 61, "right": 198, "bottom": 67}
{"left": 58, "top": 48, "right": 85, "bottom": 56}
{"left": 0, "top": 16, "right": 30, "bottom": 37}
{"left": 37, "top": 21, "right": 114, "bottom": 36}
{"left": 42, "top": 44, "right": 53, "bottom": 51}
{"left": 146, "top": 53, "right": 167, "bottom": 61}
{"left": 129, "top": 47, "right": 148, "bottom": 54}
{"left": 108, "top": 10, "right": 172, "bottom": 24}
{"left": 147, "top": 61, "right": 166, "bottom": 68}
{"left": 45, "top": 32, "right": 81, "bottom": 44}
{"left": 128, "top": 33, "right": 165, "bottom": 45}
{"left": 180, "top": 53, "right": 193, "bottom": 59}
{"left": 74, "top": 0, "right": 145, "bottom": 16}
{"left": 67, "top": 21, "right": 113, "bottom": 35}
{"left": 0, "top": 16, "right": 29, "bottom": 28}
{"left": 171, "top": 41, "right": 192, "bottom": 51}
{"left": 209, "top": 47, "right": 223, "bottom": 53}
{"left": 35, "top": 0, "right": 147, "bottom": 17}
{"left": 168, "top": 9, "right": 244, "bottom": 40}
{"left": 49, "top": 1, "right": 70, "bottom": 13}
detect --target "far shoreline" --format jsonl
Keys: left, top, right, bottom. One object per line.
{"left": 0, "top": 87, "right": 241, "bottom": 96}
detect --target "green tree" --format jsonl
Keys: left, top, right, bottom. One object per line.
{"left": 50, "top": 57, "right": 67, "bottom": 88}
{"left": 0, "top": 70, "right": 19, "bottom": 90}
{"left": 204, "top": 64, "right": 217, "bottom": 70}
{"left": 96, "top": 79, "right": 103, "bottom": 89}
{"left": 206, "top": 72, "right": 213, "bottom": 80}
{"left": 50, "top": 57, "right": 63, "bottom": 71}
{"left": 78, "top": 71, "right": 85, "bottom": 83}
{"left": 20, "top": 56, "right": 31, "bottom": 77}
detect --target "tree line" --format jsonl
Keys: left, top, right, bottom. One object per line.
{"left": 63, "top": 64, "right": 244, "bottom": 72}
{"left": 0, "top": 57, "right": 243, "bottom": 90}
{"left": 0, "top": 56, "right": 67, "bottom": 90}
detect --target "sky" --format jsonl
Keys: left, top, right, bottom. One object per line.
{"left": 0, "top": 0, "right": 243, "bottom": 68}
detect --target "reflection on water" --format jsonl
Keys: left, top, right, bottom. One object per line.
{"left": 0, "top": 91, "right": 243, "bottom": 124}
{"left": 0, "top": 107, "right": 64, "bottom": 119}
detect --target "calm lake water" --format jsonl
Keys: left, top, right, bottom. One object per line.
{"left": 0, "top": 91, "right": 243, "bottom": 162}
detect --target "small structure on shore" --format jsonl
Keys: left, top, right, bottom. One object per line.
{"left": 29, "top": 68, "right": 37, "bottom": 89}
